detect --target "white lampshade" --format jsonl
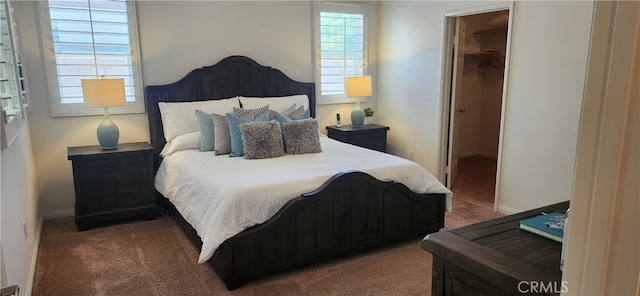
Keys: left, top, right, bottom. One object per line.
{"left": 81, "top": 78, "right": 126, "bottom": 107}
{"left": 345, "top": 75, "right": 372, "bottom": 98}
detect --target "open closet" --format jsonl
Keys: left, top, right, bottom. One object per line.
{"left": 447, "top": 10, "right": 509, "bottom": 210}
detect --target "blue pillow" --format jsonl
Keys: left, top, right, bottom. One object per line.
{"left": 196, "top": 110, "right": 214, "bottom": 151}
{"left": 273, "top": 109, "right": 311, "bottom": 127}
{"left": 291, "top": 108, "right": 310, "bottom": 120}
{"left": 227, "top": 111, "right": 269, "bottom": 157}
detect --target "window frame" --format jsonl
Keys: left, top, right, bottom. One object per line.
{"left": 39, "top": 0, "right": 145, "bottom": 117}
{"left": 314, "top": 1, "right": 369, "bottom": 105}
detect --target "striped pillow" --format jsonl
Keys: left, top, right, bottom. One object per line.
{"left": 233, "top": 105, "right": 269, "bottom": 120}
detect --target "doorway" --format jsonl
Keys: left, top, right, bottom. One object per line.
{"left": 441, "top": 5, "right": 512, "bottom": 211}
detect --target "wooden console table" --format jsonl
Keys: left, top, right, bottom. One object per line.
{"left": 422, "top": 201, "right": 569, "bottom": 296}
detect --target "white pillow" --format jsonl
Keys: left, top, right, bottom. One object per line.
{"left": 239, "top": 95, "right": 309, "bottom": 113}
{"left": 160, "top": 131, "right": 200, "bottom": 157}
{"left": 158, "top": 97, "right": 240, "bottom": 142}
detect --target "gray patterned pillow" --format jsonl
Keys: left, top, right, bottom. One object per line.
{"left": 233, "top": 105, "right": 269, "bottom": 120}
{"left": 240, "top": 120, "right": 285, "bottom": 159}
{"left": 282, "top": 118, "right": 322, "bottom": 154}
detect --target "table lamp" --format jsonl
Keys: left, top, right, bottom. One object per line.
{"left": 81, "top": 77, "right": 126, "bottom": 149}
{"left": 345, "top": 75, "right": 372, "bottom": 127}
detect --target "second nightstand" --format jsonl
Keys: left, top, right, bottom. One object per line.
{"left": 67, "top": 142, "right": 160, "bottom": 231}
{"left": 326, "top": 124, "right": 390, "bottom": 152}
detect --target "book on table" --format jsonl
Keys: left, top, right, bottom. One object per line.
{"left": 519, "top": 212, "right": 566, "bottom": 243}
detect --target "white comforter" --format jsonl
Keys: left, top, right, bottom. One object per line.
{"left": 155, "top": 137, "right": 452, "bottom": 263}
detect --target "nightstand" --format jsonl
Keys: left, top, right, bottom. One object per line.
{"left": 326, "top": 124, "right": 390, "bottom": 152}
{"left": 67, "top": 142, "right": 160, "bottom": 231}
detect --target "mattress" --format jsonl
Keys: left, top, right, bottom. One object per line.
{"left": 155, "top": 136, "right": 452, "bottom": 263}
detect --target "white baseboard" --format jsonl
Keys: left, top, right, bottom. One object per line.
{"left": 497, "top": 205, "right": 519, "bottom": 215}
{"left": 25, "top": 214, "right": 44, "bottom": 296}
{"left": 42, "top": 209, "right": 74, "bottom": 220}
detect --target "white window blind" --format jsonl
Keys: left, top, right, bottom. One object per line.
{"left": 41, "top": 0, "right": 144, "bottom": 116}
{"left": 315, "top": 2, "right": 368, "bottom": 104}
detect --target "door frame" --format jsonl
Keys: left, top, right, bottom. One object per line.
{"left": 439, "top": 2, "right": 514, "bottom": 211}
{"left": 447, "top": 17, "right": 467, "bottom": 188}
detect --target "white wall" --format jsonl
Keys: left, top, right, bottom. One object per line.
{"left": 137, "top": 1, "right": 379, "bottom": 133}
{"left": 16, "top": 1, "right": 378, "bottom": 216}
{"left": 378, "top": 1, "right": 594, "bottom": 213}
{"left": 497, "top": 1, "right": 593, "bottom": 213}
{"left": 0, "top": 121, "right": 40, "bottom": 294}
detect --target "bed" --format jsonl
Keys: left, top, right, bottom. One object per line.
{"left": 145, "top": 55, "right": 451, "bottom": 290}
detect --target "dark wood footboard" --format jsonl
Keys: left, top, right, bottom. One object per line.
{"left": 206, "top": 170, "right": 446, "bottom": 289}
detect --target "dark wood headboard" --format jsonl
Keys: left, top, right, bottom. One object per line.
{"left": 144, "top": 55, "right": 316, "bottom": 158}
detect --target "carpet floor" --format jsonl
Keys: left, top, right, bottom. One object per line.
{"left": 32, "top": 156, "right": 503, "bottom": 296}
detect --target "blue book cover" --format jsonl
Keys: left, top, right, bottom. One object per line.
{"left": 519, "top": 212, "right": 566, "bottom": 243}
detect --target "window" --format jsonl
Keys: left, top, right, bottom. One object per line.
{"left": 40, "top": 0, "right": 144, "bottom": 116}
{"left": 314, "top": 2, "right": 368, "bottom": 104}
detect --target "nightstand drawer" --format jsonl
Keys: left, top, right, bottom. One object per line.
{"left": 347, "top": 132, "right": 386, "bottom": 151}
{"left": 80, "top": 168, "right": 116, "bottom": 191}
{"left": 78, "top": 155, "right": 148, "bottom": 169}
{"left": 82, "top": 190, "right": 117, "bottom": 212}
{"left": 116, "top": 165, "right": 149, "bottom": 186}
{"left": 118, "top": 186, "right": 151, "bottom": 207}
{"left": 346, "top": 134, "right": 369, "bottom": 147}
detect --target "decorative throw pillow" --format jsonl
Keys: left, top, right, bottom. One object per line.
{"left": 196, "top": 110, "right": 215, "bottom": 151}
{"left": 211, "top": 113, "right": 232, "bottom": 155}
{"left": 268, "top": 103, "right": 298, "bottom": 120}
{"left": 281, "top": 104, "right": 298, "bottom": 115}
{"left": 273, "top": 109, "right": 311, "bottom": 127}
{"left": 273, "top": 109, "right": 312, "bottom": 151}
{"left": 287, "top": 105, "right": 307, "bottom": 118}
{"left": 227, "top": 112, "right": 270, "bottom": 157}
{"left": 282, "top": 118, "right": 322, "bottom": 154}
{"left": 240, "top": 120, "right": 285, "bottom": 159}
{"left": 289, "top": 107, "right": 310, "bottom": 119}
{"left": 233, "top": 105, "right": 269, "bottom": 120}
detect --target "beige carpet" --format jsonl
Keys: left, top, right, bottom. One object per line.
{"left": 32, "top": 156, "right": 502, "bottom": 296}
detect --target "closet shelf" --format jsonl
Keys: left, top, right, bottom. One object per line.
{"left": 465, "top": 49, "right": 501, "bottom": 57}
{"left": 473, "top": 27, "right": 508, "bottom": 36}
{"left": 478, "top": 56, "right": 505, "bottom": 69}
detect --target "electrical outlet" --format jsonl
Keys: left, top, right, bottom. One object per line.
{"left": 22, "top": 220, "right": 27, "bottom": 238}
{"left": 408, "top": 150, "right": 414, "bottom": 160}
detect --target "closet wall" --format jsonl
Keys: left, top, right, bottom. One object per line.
{"left": 459, "top": 11, "right": 508, "bottom": 159}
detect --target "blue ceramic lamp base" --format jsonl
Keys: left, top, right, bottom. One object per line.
{"left": 350, "top": 98, "right": 365, "bottom": 127}
{"left": 97, "top": 109, "right": 119, "bottom": 150}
